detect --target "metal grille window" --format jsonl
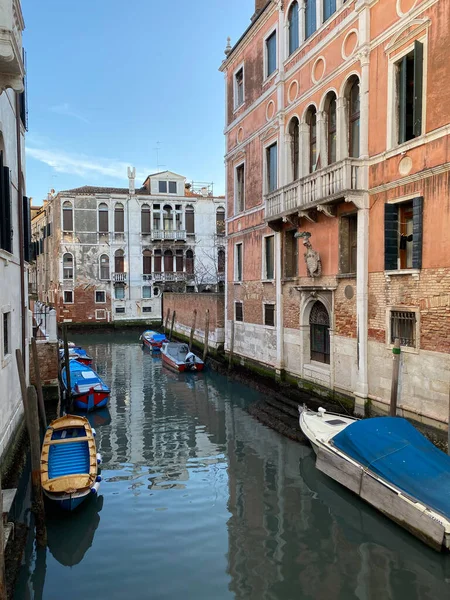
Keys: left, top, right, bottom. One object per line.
{"left": 264, "top": 304, "right": 275, "bottom": 327}
{"left": 310, "top": 301, "right": 330, "bottom": 364}
{"left": 390, "top": 310, "right": 416, "bottom": 347}
{"left": 235, "top": 302, "right": 243, "bottom": 322}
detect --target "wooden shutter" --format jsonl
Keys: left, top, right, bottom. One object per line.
{"left": 413, "top": 40, "right": 423, "bottom": 138}
{"left": 398, "top": 56, "right": 407, "bottom": 144}
{"left": 185, "top": 209, "right": 194, "bottom": 233}
{"left": 23, "top": 196, "right": 31, "bottom": 262}
{"left": 412, "top": 196, "right": 423, "bottom": 269}
{"left": 384, "top": 203, "right": 398, "bottom": 271}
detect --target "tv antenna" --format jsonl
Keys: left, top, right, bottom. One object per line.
{"left": 154, "top": 142, "right": 166, "bottom": 172}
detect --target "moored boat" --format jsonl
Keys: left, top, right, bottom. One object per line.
{"left": 62, "top": 360, "right": 110, "bottom": 412}
{"left": 161, "top": 342, "right": 204, "bottom": 372}
{"left": 140, "top": 330, "right": 167, "bottom": 351}
{"left": 40, "top": 415, "right": 102, "bottom": 511}
{"left": 299, "top": 406, "right": 450, "bottom": 552}
{"left": 59, "top": 346, "right": 93, "bottom": 366}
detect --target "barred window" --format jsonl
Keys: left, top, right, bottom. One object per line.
{"left": 235, "top": 302, "right": 243, "bottom": 322}
{"left": 390, "top": 310, "right": 416, "bottom": 347}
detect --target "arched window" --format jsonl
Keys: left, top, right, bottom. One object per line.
{"left": 176, "top": 249, "right": 183, "bottom": 272}
{"left": 163, "top": 205, "right": 173, "bottom": 231}
{"left": 98, "top": 203, "right": 109, "bottom": 233}
{"left": 164, "top": 249, "right": 173, "bottom": 272}
{"left": 62, "top": 201, "right": 73, "bottom": 231}
{"left": 100, "top": 254, "right": 110, "bottom": 280}
{"left": 310, "top": 301, "right": 330, "bottom": 364}
{"left": 348, "top": 77, "right": 360, "bottom": 158}
{"left": 154, "top": 249, "right": 162, "bottom": 272}
{"left": 288, "top": 116, "right": 300, "bottom": 181}
{"left": 323, "top": 0, "right": 336, "bottom": 22}
{"left": 216, "top": 207, "right": 225, "bottom": 235}
{"left": 186, "top": 249, "right": 194, "bottom": 274}
{"left": 141, "top": 204, "right": 151, "bottom": 234}
{"left": 288, "top": 2, "right": 299, "bottom": 55}
{"left": 306, "top": 106, "right": 317, "bottom": 173}
{"left": 218, "top": 248, "right": 225, "bottom": 274}
{"left": 114, "top": 203, "right": 124, "bottom": 233}
{"left": 186, "top": 205, "right": 195, "bottom": 234}
{"left": 63, "top": 253, "right": 74, "bottom": 280}
{"left": 143, "top": 249, "right": 152, "bottom": 275}
{"left": 114, "top": 249, "right": 124, "bottom": 273}
{"left": 305, "top": 0, "right": 316, "bottom": 40}
{"left": 325, "top": 93, "right": 337, "bottom": 165}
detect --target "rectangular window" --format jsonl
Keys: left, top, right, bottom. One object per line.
{"left": 266, "top": 31, "right": 277, "bottom": 78}
{"left": 264, "top": 235, "right": 274, "bottom": 279}
{"left": 98, "top": 208, "right": 109, "bottom": 233}
{"left": 397, "top": 41, "right": 423, "bottom": 144}
{"left": 264, "top": 304, "right": 275, "bottom": 327}
{"left": 159, "top": 181, "right": 167, "bottom": 193}
{"left": 95, "top": 309, "right": 106, "bottom": 320}
{"left": 340, "top": 213, "right": 358, "bottom": 274}
{"left": 142, "top": 306, "right": 152, "bottom": 313}
{"left": 235, "top": 302, "right": 243, "bottom": 322}
{"left": 63, "top": 291, "right": 73, "bottom": 304}
{"left": 284, "top": 230, "right": 298, "bottom": 278}
{"left": 62, "top": 204, "right": 73, "bottom": 232}
{"left": 154, "top": 250, "right": 162, "bottom": 272}
{"left": 169, "top": 181, "right": 177, "bottom": 194}
{"left": 3, "top": 312, "right": 10, "bottom": 357}
{"left": 142, "top": 286, "right": 151, "bottom": 299}
{"left": 176, "top": 250, "right": 183, "bottom": 272}
{"left": 323, "top": 0, "right": 336, "bottom": 22}
{"left": 236, "top": 164, "right": 245, "bottom": 213}
{"left": 95, "top": 291, "right": 106, "bottom": 303}
{"left": 115, "top": 306, "right": 125, "bottom": 314}
{"left": 0, "top": 159, "right": 12, "bottom": 253}
{"left": 384, "top": 197, "right": 423, "bottom": 271}
{"left": 390, "top": 310, "right": 417, "bottom": 348}
{"left": 266, "top": 143, "right": 278, "bottom": 193}
{"left": 305, "top": 0, "right": 317, "bottom": 39}
{"left": 115, "top": 207, "right": 124, "bottom": 232}
{"left": 235, "top": 243, "right": 243, "bottom": 282}
{"left": 234, "top": 67, "right": 244, "bottom": 108}
{"left": 115, "top": 285, "right": 125, "bottom": 300}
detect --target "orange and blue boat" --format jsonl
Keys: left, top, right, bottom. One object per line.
{"left": 140, "top": 330, "right": 167, "bottom": 351}
{"left": 61, "top": 360, "right": 110, "bottom": 412}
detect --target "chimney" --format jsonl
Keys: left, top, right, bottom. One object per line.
{"left": 252, "top": 0, "right": 267, "bottom": 20}
{"left": 127, "top": 166, "right": 136, "bottom": 195}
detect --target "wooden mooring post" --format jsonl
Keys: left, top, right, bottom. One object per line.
{"left": 390, "top": 338, "right": 401, "bottom": 417}
{"left": 189, "top": 309, "right": 197, "bottom": 351}
{"left": 31, "top": 337, "right": 47, "bottom": 431}
{"left": 25, "top": 386, "right": 47, "bottom": 547}
{"left": 228, "top": 320, "right": 235, "bottom": 370}
{"left": 164, "top": 308, "right": 170, "bottom": 336}
{"left": 170, "top": 311, "right": 176, "bottom": 341}
{"left": 0, "top": 480, "right": 6, "bottom": 600}
{"left": 62, "top": 324, "right": 72, "bottom": 411}
{"left": 203, "top": 309, "right": 210, "bottom": 363}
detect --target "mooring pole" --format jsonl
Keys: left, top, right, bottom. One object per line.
{"left": 170, "top": 310, "right": 176, "bottom": 341}
{"left": 164, "top": 309, "right": 170, "bottom": 336}
{"left": 228, "top": 320, "right": 235, "bottom": 370}
{"left": 189, "top": 309, "right": 197, "bottom": 351}
{"left": 203, "top": 309, "right": 210, "bottom": 363}
{"left": 390, "top": 338, "right": 401, "bottom": 417}
{"left": 26, "top": 386, "right": 47, "bottom": 547}
{"left": 31, "top": 338, "right": 47, "bottom": 431}
{"left": 62, "top": 324, "right": 72, "bottom": 411}
{"left": 0, "top": 480, "right": 6, "bottom": 600}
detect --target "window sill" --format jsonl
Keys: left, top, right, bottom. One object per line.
{"left": 263, "top": 70, "right": 278, "bottom": 87}
{"left": 233, "top": 102, "right": 245, "bottom": 114}
{"left": 386, "top": 342, "right": 419, "bottom": 355}
{"left": 336, "top": 273, "right": 356, "bottom": 279}
{"left": 261, "top": 279, "right": 274, "bottom": 284}
{"left": 384, "top": 269, "right": 420, "bottom": 280}
{"left": 305, "top": 361, "right": 330, "bottom": 375}
{"left": 233, "top": 281, "right": 242, "bottom": 285}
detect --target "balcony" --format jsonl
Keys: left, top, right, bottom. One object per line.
{"left": 153, "top": 272, "right": 187, "bottom": 283}
{"left": 265, "top": 159, "right": 366, "bottom": 223}
{"left": 0, "top": 0, "right": 25, "bottom": 92}
{"left": 113, "top": 272, "right": 127, "bottom": 283}
{"left": 152, "top": 229, "right": 186, "bottom": 241}
{"left": 142, "top": 274, "right": 152, "bottom": 282}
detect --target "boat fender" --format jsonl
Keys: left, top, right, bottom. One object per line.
{"left": 92, "top": 428, "right": 96, "bottom": 437}
{"left": 97, "top": 453, "right": 102, "bottom": 465}
{"left": 91, "top": 481, "right": 101, "bottom": 495}
{"left": 318, "top": 407, "right": 326, "bottom": 418}
{"left": 96, "top": 475, "right": 102, "bottom": 483}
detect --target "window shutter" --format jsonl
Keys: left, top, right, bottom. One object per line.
{"left": 413, "top": 40, "right": 423, "bottom": 138}
{"left": 398, "top": 56, "right": 407, "bottom": 144}
{"left": 23, "top": 196, "right": 31, "bottom": 262}
{"left": 384, "top": 203, "right": 398, "bottom": 271}
{"left": 412, "top": 196, "right": 423, "bottom": 269}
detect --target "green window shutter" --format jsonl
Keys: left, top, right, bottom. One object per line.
{"left": 23, "top": 196, "right": 31, "bottom": 262}
{"left": 413, "top": 40, "right": 424, "bottom": 138}
{"left": 384, "top": 203, "right": 398, "bottom": 271}
{"left": 412, "top": 196, "right": 423, "bottom": 269}
{"left": 398, "top": 56, "right": 407, "bottom": 144}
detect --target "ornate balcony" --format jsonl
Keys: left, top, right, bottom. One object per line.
{"left": 0, "top": 0, "right": 25, "bottom": 93}
{"left": 152, "top": 229, "right": 186, "bottom": 241}
{"left": 113, "top": 272, "right": 127, "bottom": 283}
{"left": 265, "top": 158, "right": 366, "bottom": 225}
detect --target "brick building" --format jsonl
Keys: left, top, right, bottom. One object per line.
{"left": 220, "top": 0, "right": 450, "bottom": 426}
{"left": 30, "top": 170, "right": 226, "bottom": 324}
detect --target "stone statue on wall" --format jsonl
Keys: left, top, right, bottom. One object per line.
{"left": 295, "top": 232, "right": 322, "bottom": 278}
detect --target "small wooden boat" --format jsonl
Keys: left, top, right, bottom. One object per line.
{"left": 161, "top": 342, "right": 204, "bottom": 373}
{"left": 299, "top": 406, "right": 450, "bottom": 552}
{"left": 59, "top": 346, "right": 93, "bottom": 366}
{"left": 40, "top": 415, "right": 102, "bottom": 511}
{"left": 140, "top": 330, "right": 167, "bottom": 351}
{"left": 61, "top": 360, "right": 110, "bottom": 412}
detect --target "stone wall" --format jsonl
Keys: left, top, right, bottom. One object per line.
{"left": 29, "top": 341, "right": 59, "bottom": 386}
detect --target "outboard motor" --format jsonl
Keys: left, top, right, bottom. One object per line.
{"left": 185, "top": 352, "right": 197, "bottom": 371}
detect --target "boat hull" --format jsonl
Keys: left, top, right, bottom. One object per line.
{"left": 73, "top": 390, "right": 110, "bottom": 412}
{"left": 162, "top": 353, "right": 186, "bottom": 372}
{"left": 75, "top": 357, "right": 93, "bottom": 366}
{"left": 43, "top": 489, "right": 92, "bottom": 511}
{"left": 141, "top": 331, "right": 167, "bottom": 351}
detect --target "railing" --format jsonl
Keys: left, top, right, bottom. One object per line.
{"left": 153, "top": 272, "right": 187, "bottom": 282}
{"left": 265, "top": 158, "right": 365, "bottom": 220}
{"left": 113, "top": 272, "right": 127, "bottom": 282}
{"left": 32, "top": 301, "right": 57, "bottom": 342}
{"left": 142, "top": 274, "right": 152, "bottom": 282}
{"left": 152, "top": 230, "right": 186, "bottom": 241}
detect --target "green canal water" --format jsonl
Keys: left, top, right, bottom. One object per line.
{"left": 14, "top": 334, "right": 450, "bottom": 599}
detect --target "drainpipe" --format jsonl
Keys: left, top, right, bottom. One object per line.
{"left": 16, "top": 92, "right": 25, "bottom": 363}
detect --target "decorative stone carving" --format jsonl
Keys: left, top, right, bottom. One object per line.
{"left": 295, "top": 232, "right": 322, "bottom": 278}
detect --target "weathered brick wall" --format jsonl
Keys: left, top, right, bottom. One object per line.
{"left": 164, "top": 292, "right": 225, "bottom": 335}
{"left": 334, "top": 278, "right": 357, "bottom": 338}
{"left": 369, "top": 269, "right": 450, "bottom": 353}
{"left": 29, "top": 341, "right": 59, "bottom": 385}
{"left": 227, "top": 280, "right": 276, "bottom": 323}
{"left": 58, "top": 284, "right": 112, "bottom": 323}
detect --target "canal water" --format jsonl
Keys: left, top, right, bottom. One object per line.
{"left": 14, "top": 334, "right": 450, "bottom": 599}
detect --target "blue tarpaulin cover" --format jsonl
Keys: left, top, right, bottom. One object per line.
{"left": 332, "top": 417, "right": 450, "bottom": 519}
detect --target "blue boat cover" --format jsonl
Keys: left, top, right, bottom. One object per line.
{"left": 332, "top": 417, "right": 450, "bottom": 519}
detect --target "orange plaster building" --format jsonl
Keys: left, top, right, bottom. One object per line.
{"left": 220, "top": 0, "right": 450, "bottom": 426}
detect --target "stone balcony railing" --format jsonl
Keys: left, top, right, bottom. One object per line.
{"left": 0, "top": 0, "right": 25, "bottom": 92}
{"left": 153, "top": 272, "right": 187, "bottom": 282}
{"left": 152, "top": 229, "right": 186, "bottom": 241}
{"left": 265, "top": 158, "right": 366, "bottom": 221}
{"left": 113, "top": 272, "right": 127, "bottom": 283}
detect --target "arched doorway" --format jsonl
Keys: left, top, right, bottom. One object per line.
{"left": 309, "top": 301, "right": 330, "bottom": 364}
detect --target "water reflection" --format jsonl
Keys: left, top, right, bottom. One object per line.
{"left": 14, "top": 335, "right": 450, "bottom": 600}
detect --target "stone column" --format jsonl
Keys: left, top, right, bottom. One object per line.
{"left": 299, "top": 5, "right": 306, "bottom": 45}
{"left": 336, "top": 96, "right": 347, "bottom": 162}
{"left": 359, "top": 49, "right": 370, "bottom": 160}
{"left": 316, "top": 110, "right": 327, "bottom": 169}
{"left": 299, "top": 122, "right": 310, "bottom": 178}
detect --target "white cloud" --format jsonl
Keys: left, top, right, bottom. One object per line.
{"left": 26, "top": 146, "right": 152, "bottom": 183}
{"left": 50, "top": 103, "right": 90, "bottom": 124}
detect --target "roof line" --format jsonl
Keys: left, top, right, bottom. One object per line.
{"left": 221, "top": 1, "right": 272, "bottom": 65}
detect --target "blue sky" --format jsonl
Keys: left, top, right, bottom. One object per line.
{"left": 23, "top": 0, "right": 254, "bottom": 203}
